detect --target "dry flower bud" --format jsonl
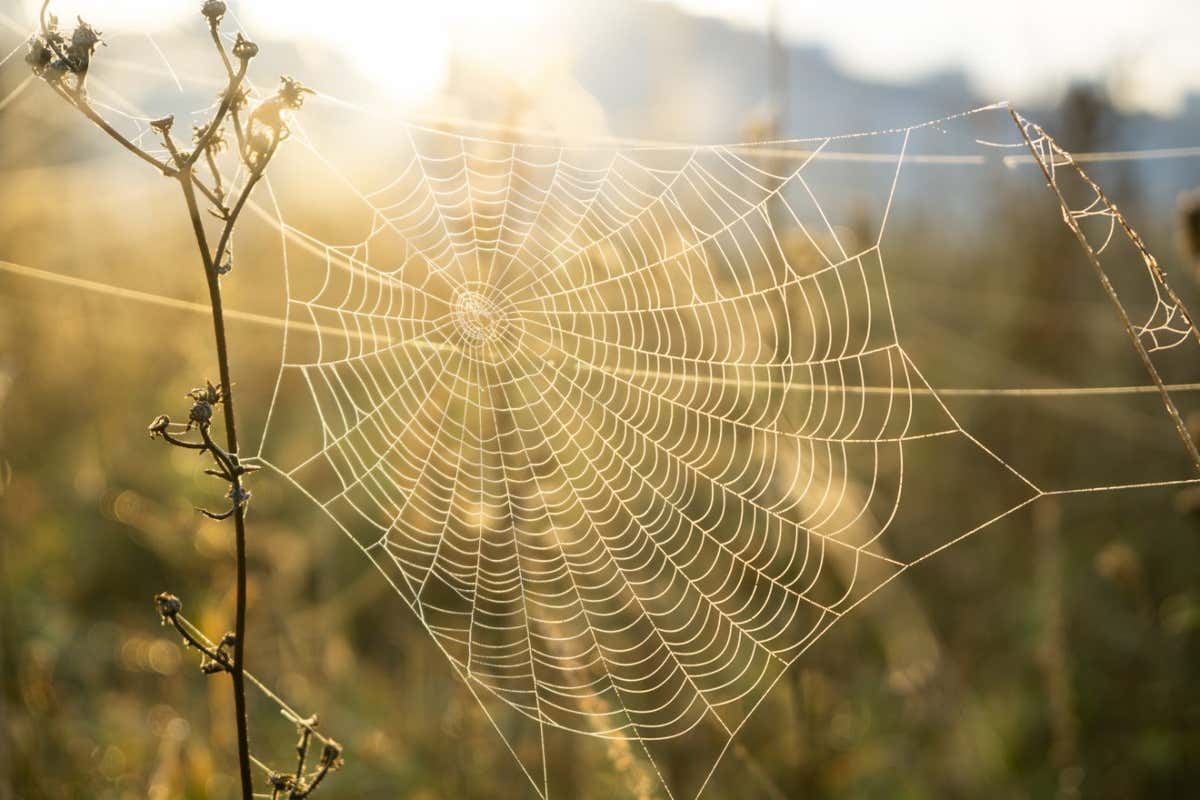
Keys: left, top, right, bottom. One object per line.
{"left": 193, "top": 121, "right": 227, "bottom": 153}
{"left": 66, "top": 17, "right": 102, "bottom": 75}
{"left": 321, "top": 741, "right": 343, "bottom": 767}
{"left": 189, "top": 400, "right": 213, "bottom": 428}
{"left": 188, "top": 380, "right": 222, "bottom": 405}
{"left": 148, "top": 414, "right": 171, "bottom": 437}
{"left": 25, "top": 37, "right": 52, "bottom": 73}
{"left": 70, "top": 18, "right": 100, "bottom": 49}
{"left": 231, "top": 33, "right": 258, "bottom": 61}
{"left": 268, "top": 773, "right": 296, "bottom": 791}
{"left": 201, "top": 0, "right": 227, "bottom": 24}
{"left": 278, "top": 75, "right": 314, "bottom": 110}
{"left": 155, "top": 592, "right": 183, "bottom": 620}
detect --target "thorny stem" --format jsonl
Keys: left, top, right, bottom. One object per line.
{"left": 197, "top": 422, "right": 239, "bottom": 481}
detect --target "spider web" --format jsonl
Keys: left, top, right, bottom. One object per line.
{"left": 6, "top": 11, "right": 1200, "bottom": 799}
{"left": 235, "top": 103, "right": 1200, "bottom": 798}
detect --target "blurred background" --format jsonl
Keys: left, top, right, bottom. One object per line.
{"left": 1, "top": 1, "right": 1199, "bottom": 798}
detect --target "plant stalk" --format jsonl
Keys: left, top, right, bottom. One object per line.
{"left": 176, "top": 162, "right": 254, "bottom": 800}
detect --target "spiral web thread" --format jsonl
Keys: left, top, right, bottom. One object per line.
{"left": 3, "top": 13, "right": 1199, "bottom": 797}
{"left": 232, "top": 102, "right": 1200, "bottom": 799}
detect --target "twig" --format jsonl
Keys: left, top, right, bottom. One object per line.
{"left": 156, "top": 598, "right": 345, "bottom": 796}
{"left": 155, "top": 593, "right": 235, "bottom": 673}
{"left": 27, "top": 3, "right": 329, "bottom": 797}
{"left": 34, "top": 2, "right": 226, "bottom": 210}
{"left": 1011, "top": 109, "right": 1200, "bottom": 474}
{"left": 213, "top": 133, "right": 278, "bottom": 270}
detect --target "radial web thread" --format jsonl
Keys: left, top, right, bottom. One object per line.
{"left": 238, "top": 104, "right": 1200, "bottom": 799}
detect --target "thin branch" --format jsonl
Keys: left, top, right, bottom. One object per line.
{"left": 188, "top": 56, "right": 248, "bottom": 168}
{"left": 291, "top": 744, "right": 342, "bottom": 799}
{"left": 204, "top": 144, "right": 226, "bottom": 205}
{"left": 173, "top": 159, "right": 255, "bottom": 799}
{"left": 207, "top": 21, "right": 248, "bottom": 156}
{"left": 62, "top": 88, "right": 226, "bottom": 208}
{"left": 214, "top": 134, "right": 279, "bottom": 269}
{"left": 1011, "top": 109, "right": 1200, "bottom": 475}
{"left": 155, "top": 593, "right": 233, "bottom": 672}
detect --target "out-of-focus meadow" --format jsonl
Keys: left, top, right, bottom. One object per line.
{"left": 2, "top": 2, "right": 1200, "bottom": 799}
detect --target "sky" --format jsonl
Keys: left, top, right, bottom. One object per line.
{"left": 665, "top": 0, "right": 1200, "bottom": 115}
{"left": 9, "top": 0, "right": 1200, "bottom": 116}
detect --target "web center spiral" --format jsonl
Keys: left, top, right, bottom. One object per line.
{"left": 453, "top": 289, "right": 504, "bottom": 344}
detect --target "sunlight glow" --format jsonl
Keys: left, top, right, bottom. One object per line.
{"left": 19, "top": 0, "right": 192, "bottom": 33}
{"left": 18, "top": 0, "right": 1197, "bottom": 115}
{"left": 17, "top": 0, "right": 554, "bottom": 108}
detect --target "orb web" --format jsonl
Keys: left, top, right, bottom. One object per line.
{"left": 243, "top": 104, "right": 1200, "bottom": 798}
{"left": 4, "top": 11, "right": 1198, "bottom": 798}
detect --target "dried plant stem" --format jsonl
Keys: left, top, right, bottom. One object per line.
{"left": 181, "top": 166, "right": 255, "bottom": 800}
{"left": 30, "top": 6, "right": 323, "bottom": 795}
{"left": 1011, "top": 108, "right": 1200, "bottom": 474}
{"left": 46, "top": 81, "right": 226, "bottom": 208}
{"left": 32, "top": 2, "right": 258, "bottom": 791}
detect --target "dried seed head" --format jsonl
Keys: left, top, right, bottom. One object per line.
{"left": 70, "top": 18, "right": 101, "bottom": 50}
{"left": 188, "top": 400, "right": 213, "bottom": 428}
{"left": 155, "top": 592, "right": 183, "bottom": 620}
{"left": 243, "top": 76, "right": 312, "bottom": 167}
{"left": 268, "top": 773, "right": 296, "bottom": 791}
{"left": 148, "top": 414, "right": 171, "bottom": 437}
{"left": 42, "top": 14, "right": 64, "bottom": 47}
{"left": 187, "top": 380, "right": 222, "bottom": 405}
{"left": 25, "top": 37, "right": 52, "bottom": 74}
{"left": 66, "top": 17, "right": 102, "bottom": 75}
{"left": 321, "top": 741, "right": 344, "bottom": 768}
{"left": 201, "top": 0, "right": 227, "bottom": 25}
{"left": 150, "top": 115, "right": 175, "bottom": 134}
{"left": 231, "top": 32, "right": 258, "bottom": 61}
{"left": 193, "top": 121, "right": 227, "bottom": 153}
{"left": 277, "top": 75, "right": 313, "bottom": 110}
